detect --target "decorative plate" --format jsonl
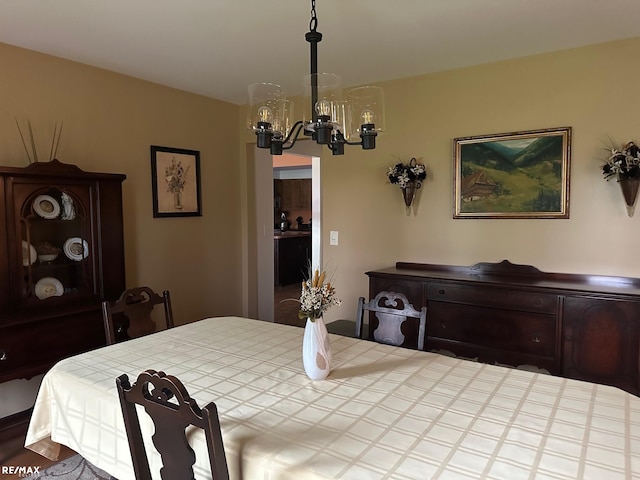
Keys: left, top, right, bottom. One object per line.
{"left": 35, "top": 277, "right": 64, "bottom": 300}
{"left": 63, "top": 237, "right": 89, "bottom": 261}
{"left": 33, "top": 195, "right": 61, "bottom": 219}
{"left": 22, "top": 240, "right": 37, "bottom": 266}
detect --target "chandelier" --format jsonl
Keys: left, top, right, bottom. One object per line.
{"left": 247, "top": 0, "right": 385, "bottom": 156}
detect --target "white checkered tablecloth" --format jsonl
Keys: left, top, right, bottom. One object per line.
{"left": 25, "top": 316, "right": 640, "bottom": 479}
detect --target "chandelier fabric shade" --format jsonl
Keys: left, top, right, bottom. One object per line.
{"left": 246, "top": 0, "right": 385, "bottom": 156}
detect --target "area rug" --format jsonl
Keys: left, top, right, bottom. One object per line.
{"left": 23, "top": 454, "right": 116, "bottom": 480}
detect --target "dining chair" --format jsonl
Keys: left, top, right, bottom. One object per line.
{"left": 116, "top": 369, "right": 229, "bottom": 480}
{"left": 102, "top": 286, "right": 174, "bottom": 345}
{"left": 356, "top": 291, "right": 427, "bottom": 350}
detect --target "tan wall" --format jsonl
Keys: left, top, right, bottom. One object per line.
{"left": 0, "top": 42, "right": 243, "bottom": 325}
{"left": 244, "top": 37, "right": 640, "bottom": 323}
{"left": 3, "top": 36, "right": 640, "bottom": 329}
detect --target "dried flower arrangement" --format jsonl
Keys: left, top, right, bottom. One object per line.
{"left": 602, "top": 141, "right": 640, "bottom": 180}
{"left": 387, "top": 157, "right": 426, "bottom": 188}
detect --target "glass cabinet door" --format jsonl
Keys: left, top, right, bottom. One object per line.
{"left": 15, "top": 183, "right": 96, "bottom": 305}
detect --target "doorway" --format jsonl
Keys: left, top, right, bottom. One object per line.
{"left": 273, "top": 156, "right": 312, "bottom": 327}
{"left": 253, "top": 142, "right": 322, "bottom": 323}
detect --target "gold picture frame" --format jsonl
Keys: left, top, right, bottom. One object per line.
{"left": 453, "top": 127, "right": 571, "bottom": 219}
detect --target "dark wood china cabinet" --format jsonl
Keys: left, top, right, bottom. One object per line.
{"left": 0, "top": 160, "right": 126, "bottom": 385}
{"left": 367, "top": 261, "right": 640, "bottom": 395}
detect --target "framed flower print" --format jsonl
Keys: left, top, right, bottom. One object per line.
{"left": 150, "top": 145, "right": 202, "bottom": 218}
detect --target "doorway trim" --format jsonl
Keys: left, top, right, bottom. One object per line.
{"left": 254, "top": 142, "right": 322, "bottom": 322}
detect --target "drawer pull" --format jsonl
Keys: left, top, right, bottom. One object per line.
{"left": 532, "top": 336, "right": 541, "bottom": 343}
{"left": 0, "top": 350, "right": 6, "bottom": 361}
{"left": 438, "top": 289, "right": 445, "bottom": 295}
{"left": 441, "top": 323, "right": 446, "bottom": 329}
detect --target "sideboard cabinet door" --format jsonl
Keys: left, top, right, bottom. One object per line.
{"left": 563, "top": 296, "right": 640, "bottom": 393}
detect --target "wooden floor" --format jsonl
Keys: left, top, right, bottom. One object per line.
{"left": 275, "top": 283, "right": 305, "bottom": 327}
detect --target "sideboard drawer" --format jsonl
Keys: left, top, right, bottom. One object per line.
{"left": 369, "top": 277, "right": 424, "bottom": 309}
{"left": 428, "top": 282, "right": 558, "bottom": 314}
{"left": 428, "top": 301, "right": 556, "bottom": 357}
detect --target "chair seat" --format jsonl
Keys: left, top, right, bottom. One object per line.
{"left": 326, "top": 319, "right": 356, "bottom": 337}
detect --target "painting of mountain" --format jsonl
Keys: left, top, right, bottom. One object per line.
{"left": 454, "top": 127, "right": 571, "bottom": 218}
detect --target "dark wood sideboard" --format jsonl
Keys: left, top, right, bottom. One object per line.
{"left": 367, "top": 261, "right": 640, "bottom": 395}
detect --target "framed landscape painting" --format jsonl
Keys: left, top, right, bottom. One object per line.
{"left": 453, "top": 127, "right": 571, "bottom": 219}
{"left": 151, "top": 145, "right": 202, "bottom": 218}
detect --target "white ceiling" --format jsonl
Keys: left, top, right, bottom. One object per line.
{"left": 2, "top": 0, "right": 640, "bottom": 105}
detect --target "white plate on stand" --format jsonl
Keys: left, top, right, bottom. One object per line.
{"left": 33, "top": 195, "right": 61, "bottom": 219}
{"left": 63, "top": 237, "right": 89, "bottom": 261}
{"left": 22, "top": 241, "right": 37, "bottom": 266}
{"left": 35, "top": 277, "right": 64, "bottom": 299}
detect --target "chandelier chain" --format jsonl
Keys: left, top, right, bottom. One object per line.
{"left": 309, "top": 0, "right": 318, "bottom": 32}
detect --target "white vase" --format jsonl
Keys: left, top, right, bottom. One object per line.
{"left": 302, "top": 317, "right": 332, "bottom": 380}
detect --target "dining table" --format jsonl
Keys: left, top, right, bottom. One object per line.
{"left": 25, "top": 316, "right": 640, "bottom": 479}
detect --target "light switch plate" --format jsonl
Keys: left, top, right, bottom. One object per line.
{"left": 329, "top": 230, "right": 339, "bottom": 245}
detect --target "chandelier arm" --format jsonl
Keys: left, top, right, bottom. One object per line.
{"left": 280, "top": 121, "right": 306, "bottom": 146}
{"left": 279, "top": 121, "right": 307, "bottom": 151}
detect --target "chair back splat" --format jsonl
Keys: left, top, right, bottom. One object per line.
{"left": 356, "top": 291, "right": 427, "bottom": 350}
{"left": 102, "top": 286, "right": 174, "bottom": 345}
{"left": 116, "top": 369, "right": 229, "bottom": 480}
